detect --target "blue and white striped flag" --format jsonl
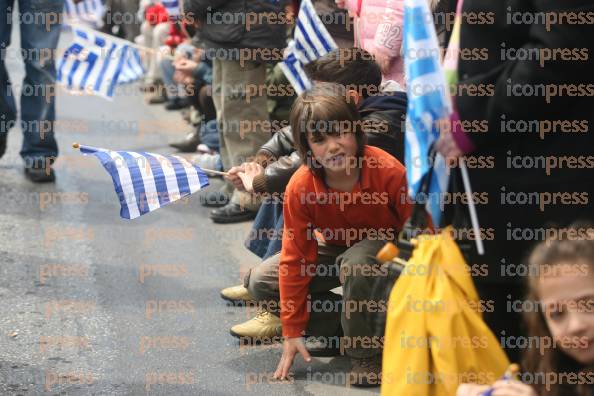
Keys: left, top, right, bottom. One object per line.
{"left": 162, "top": 0, "right": 181, "bottom": 19}
{"left": 279, "top": 0, "right": 337, "bottom": 95}
{"left": 403, "top": 0, "right": 452, "bottom": 226}
{"left": 64, "top": 0, "right": 105, "bottom": 27}
{"left": 78, "top": 145, "right": 209, "bottom": 219}
{"left": 57, "top": 28, "right": 144, "bottom": 99}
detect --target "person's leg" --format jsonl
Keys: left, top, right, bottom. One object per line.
{"left": 244, "top": 199, "right": 283, "bottom": 260}
{"left": 245, "top": 244, "right": 345, "bottom": 337}
{"left": 0, "top": 0, "right": 17, "bottom": 157}
{"left": 216, "top": 59, "right": 270, "bottom": 211}
{"left": 119, "top": 0, "right": 141, "bottom": 42}
{"left": 150, "top": 22, "right": 169, "bottom": 82}
{"left": 18, "top": 0, "right": 63, "bottom": 168}
{"left": 140, "top": 21, "right": 154, "bottom": 83}
{"left": 198, "top": 85, "right": 216, "bottom": 123}
{"left": 158, "top": 56, "right": 179, "bottom": 99}
{"left": 213, "top": 58, "right": 234, "bottom": 197}
{"left": 336, "top": 239, "right": 386, "bottom": 359}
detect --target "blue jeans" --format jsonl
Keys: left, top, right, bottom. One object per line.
{"left": 0, "top": 0, "right": 63, "bottom": 167}
{"left": 245, "top": 199, "right": 284, "bottom": 260}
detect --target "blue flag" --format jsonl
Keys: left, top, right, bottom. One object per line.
{"left": 279, "top": 0, "right": 337, "bottom": 94}
{"left": 403, "top": 0, "right": 452, "bottom": 226}
{"left": 162, "top": 0, "right": 181, "bottom": 19}
{"left": 64, "top": 0, "right": 105, "bottom": 27}
{"left": 57, "top": 28, "right": 144, "bottom": 99}
{"left": 78, "top": 145, "right": 209, "bottom": 219}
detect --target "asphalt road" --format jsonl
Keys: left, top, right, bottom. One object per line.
{"left": 0, "top": 27, "right": 380, "bottom": 396}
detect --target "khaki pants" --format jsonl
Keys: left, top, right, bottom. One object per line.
{"left": 244, "top": 239, "right": 386, "bottom": 358}
{"left": 212, "top": 58, "right": 270, "bottom": 210}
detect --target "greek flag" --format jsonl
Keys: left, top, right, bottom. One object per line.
{"left": 162, "top": 0, "right": 181, "bottom": 19}
{"left": 78, "top": 145, "right": 210, "bottom": 219}
{"left": 279, "top": 0, "right": 337, "bottom": 95}
{"left": 403, "top": 0, "right": 452, "bottom": 226}
{"left": 57, "top": 28, "right": 144, "bottom": 99}
{"left": 64, "top": 0, "right": 105, "bottom": 27}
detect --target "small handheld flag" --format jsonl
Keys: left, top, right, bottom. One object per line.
{"left": 162, "top": 0, "right": 181, "bottom": 19}
{"left": 74, "top": 143, "right": 209, "bottom": 219}
{"left": 403, "top": 0, "right": 452, "bottom": 226}
{"left": 64, "top": 0, "right": 105, "bottom": 27}
{"left": 57, "top": 28, "right": 145, "bottom": 99}
{"left": 279, "top": 0, "right": 337, "bottom": 95}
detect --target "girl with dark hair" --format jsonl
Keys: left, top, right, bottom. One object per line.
{"left": 458, "top": 224, "right": 594, "bottom": 396}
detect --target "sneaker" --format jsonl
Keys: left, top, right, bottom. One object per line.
{"left": 210, "top": 203, "right": 257, "bottom": 224}
{"left": 196, "top": 144, "right": 214, "bottom": 154}
{"left": 220, "top": 285, "right": 253, "bottom": 303}
{"left": 348, "top": 355, "right": 382, "bottom": 387}
{"left": 230, "top": 310, "right": 282, "bottom": 341}
{"left": 190, "top": 153, "right": 222, "bottom": 172}
{"left": 24, "top": 166, "right": 55, "bottom": 183}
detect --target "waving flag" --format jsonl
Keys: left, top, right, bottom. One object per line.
{"left": 279, "top": 0, "right": 337, "bottom": 94}
{"left": 403, "top": 0, "right": 452, "bottom": 226}
{"left": 64, "top": 0, "right": 105, "bottom": 27}
{"left": 162, "top": 0, "right": 181, "bottom": 19}
{"left": 57, "top": 28, "right": 144, "bottom": 99}
{"left": 77, "top": 145, "right": 209, "bottom": 219}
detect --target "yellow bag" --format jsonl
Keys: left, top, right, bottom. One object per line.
{"left": 381, "top": 226, "right": 509, "bottom": 396}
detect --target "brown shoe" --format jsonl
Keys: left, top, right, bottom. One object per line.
{"left": 347, "top": 355, "right": 382, "bottom": 387}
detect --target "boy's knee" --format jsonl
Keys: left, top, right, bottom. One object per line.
{"left": 246, "top": 266, "right": 273, "bottom": 302}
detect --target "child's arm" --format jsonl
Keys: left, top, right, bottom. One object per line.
{"left": 388, "top": 170, "right": 413, "bottom": 231}
{"left": 273, "top": 181, "right": 317, "bottom": 380}
{"left": 279, "top": 182, "right": 319, "bottom": 338}
{"left": 342, "top": 0, "right": 362, "bottom": 16}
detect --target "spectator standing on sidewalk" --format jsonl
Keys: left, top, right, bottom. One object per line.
{"left": 183, "top": 0, "right": 288, "bottom": 223}
{"left": 0, "top": 0, "right": 80, "bottom": 182}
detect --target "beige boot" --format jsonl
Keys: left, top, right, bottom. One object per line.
{"left": 220, "top": 284, "right": 253, "bottom": 302}
{"left": 230, "top": 310, "right": 282, "bottom": 342}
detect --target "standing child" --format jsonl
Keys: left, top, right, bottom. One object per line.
{"left": 457, "top": 223, "right": 594, "bottom": 396}
{"left": 245, "top": 82, "right": 412, "bottom": 387}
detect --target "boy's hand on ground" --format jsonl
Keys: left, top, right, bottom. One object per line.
{"left": 237, "top": 162, "right": 264, "bottom": 193}
{"left": 273, "top": 337, "right": 311, "bottom": 380}
{"left": 226, "top": 164, "right": 246, "bottom": 191}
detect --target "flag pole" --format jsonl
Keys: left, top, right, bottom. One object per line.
{"left": 459, "top": 158, "right": 485, "bottom": 255}
{"left": 72, "top": 143, "right": 228, "bottom": 176}
{"left": 64, "top": 23, "right": 174, "bottom": 59}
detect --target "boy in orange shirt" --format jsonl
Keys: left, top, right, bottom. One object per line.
{"left": 246, "top": 82, "right": 412, "bottom": 386}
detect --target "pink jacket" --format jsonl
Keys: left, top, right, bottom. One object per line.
{"left": 345, "top": 0, "right": 405, "bottom": 87}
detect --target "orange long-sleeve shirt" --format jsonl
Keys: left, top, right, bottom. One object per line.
{"left": 280, "top": 145, "right": 412, "bottom": 337}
